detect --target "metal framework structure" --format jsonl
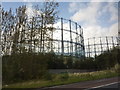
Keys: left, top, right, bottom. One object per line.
{"left": 1, "top": 13, "right": 85, "bottom": 58}
{"left": 1, "top": 6, "right": 119, "bottom": 59}
{"left": 85, "top": 36, "right": 119, "bottom": 58}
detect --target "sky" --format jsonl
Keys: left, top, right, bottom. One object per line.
{"left": 1, "top": 1, "right": 119, "bottom": 41}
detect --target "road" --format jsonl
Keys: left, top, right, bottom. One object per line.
{"left": 87, "top": 82, "right": 120, "bottom": 90}
{"left": 38, "top": 77, "right": 120, "bottom": 90}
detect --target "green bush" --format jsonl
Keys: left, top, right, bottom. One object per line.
{"left": 2, "top": 53, "right": 48, "bottom": 84}
{"left": 95, "top": 47, "right": 120, "bottom": 70}
{"left": 59, "top": 72, "right": 69, "bottom": 81}
{"left": 43, "top": 72, "right": 53, "bottom": 80}
{"left": 53, "top": 72, "right": 69, "bottom": 81}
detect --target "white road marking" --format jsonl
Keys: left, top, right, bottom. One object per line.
{"left": 86, "top": 82, "right": 120, "bottom": 90}
{"left": 50, "top": 84, "right": 69, "bottom": 88}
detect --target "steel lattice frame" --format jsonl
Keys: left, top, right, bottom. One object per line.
{"left": 1, "top": 14, "right": 85, "bottom": 58}
{"left": 85, "top": 36, "right": 119, "bottom": 58}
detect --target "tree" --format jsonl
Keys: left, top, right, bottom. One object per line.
{"left": 38, "top": 1, "right": 59, "bottom": 52}
{"left": 2, "top": 1, "right": 59, "bottom": 84}
{"left": 1, "top": 1, "right": 59, "bottom": 54}
{"left": 95, "top": 47, "right": 120, "bottom": 70}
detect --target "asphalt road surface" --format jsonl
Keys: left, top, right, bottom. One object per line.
{"left": 87, "top": 82, "right": 120, "bottom": 90}
{"left": 37, "top": 77, "right": 120, "bottom": 90}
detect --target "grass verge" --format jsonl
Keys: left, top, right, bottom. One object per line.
{"left": 3, "top": 69, "right": 119, "bottom": 88}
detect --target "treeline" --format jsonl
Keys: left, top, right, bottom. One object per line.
{"left": 74, "top": 47, "right": 120, "bottom": 70}
{"left": 48, "top": 47, "right": 120, "bottom": 70}
{"left": 2, "top": 47, "right": 120, "bottom": 84}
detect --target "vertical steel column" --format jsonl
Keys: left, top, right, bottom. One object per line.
{"left": 61, "top": 18, "right": 64, "bottom": 55}
{"left": 81, "top": 28, "right": 85, "bottom": 59}
{"left": 58, "top": 41, "right": 60, "bottom": 54}
{"left": 94, "top": 37, "right": 96, "bottom": 58}
{"left": 100, "top": 37, "right": 103, "bottom": 53}
{"left": 79, "top": 26, "right": 82, "bottom": 58}
{"left": 116, "top": 37, "right": 120, "bottom": 47}
{"left": 106, "top": 36, "right": 109, "bottom": 51}
{"left": 75, "top": 23, "right": 78, "bottom": 57}
{"left": 67, "top": 41, "right": 69, "bottom": 55}
{"left": 69, "top": 20, "right": 73, "bottom": 56}
{"left": 88, "top": 38, "right": 90, "bottom": 58}
{"left": 112, "top": 36, "right": 114, "bottom": 48}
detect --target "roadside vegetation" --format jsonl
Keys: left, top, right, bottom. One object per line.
{"left": 3, "top": 65, "right": 120, "bottom": 88}
{"left": 2, "top": 47, "right": 120, "bottom": 88}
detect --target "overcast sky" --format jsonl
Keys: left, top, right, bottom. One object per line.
{"left": 2, "top": 1, "right": 119, "bottom": 40}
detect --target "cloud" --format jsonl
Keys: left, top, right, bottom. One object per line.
{"left": 108, "top": 22, "right": 118, "bottom": 36}
{"left": 68, "top": 2, "right": 78, "bottom": 13}
{"left": 68, "top": 2, "right": 87, "bottom": 13}
{"left": 70, "top": 2, "right": 118, "bottom": 40}
{"left": 83, "top": 22, "right": 118, "bottom": 40}
{"left": 70, "top": 2, "right": 101, "bottom": 25}
{"left": 100, "top": 2, "right": 118, "bottom": 22}
{"left": 25, "top": 3, "right": 42, "bottom": 20}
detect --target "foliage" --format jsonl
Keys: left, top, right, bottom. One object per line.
{"left": 2, "top": 1, "right": 59, "bottom": 85}
{"left": 2, "top": 47, "right": 119, "bottom": 85}
{"left": 41, "top": 1, "right": 59, "bottom": 24}
{"left": 46, "top": 47, "right": 120, "bottom": 70}
{"left": 2, "top": 1, "right": 59, "bottom": 55}
{"left": 64, "top": 56, "right": 73, "bottom": 69}
{"left": 72, "top": 47, "right": 120, "bottom": 70}
{"left": 95, "top": 47, "right": 120, "bottom": 70}
{"left": 57, "top": 72, "right": 69, "bottom": 81}
{"left": 2, "top": 53, "right": 48, "bottom": 84}
{"left": 47, "top": 54, "right": 66, "bottom": 69}
{"left": 73, "top": 57, "right": 96, "bottom": 70}
{"left": 3, "top": 69, "right": 119, "bottom": 88}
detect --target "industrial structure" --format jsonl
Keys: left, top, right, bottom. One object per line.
{"left": 85, "top": 36, "right": 119, "bottom": 58}
{"left": 1, "top": 6, "right": 119, "bottom": 59}
{"left": 1, "top": 14, "right": 85, "bottom": 58}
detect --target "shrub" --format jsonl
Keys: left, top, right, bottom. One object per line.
{"left": 53, "top": 72, "right": 69, "bottom": 81}
{"left": 59, "top": 72, "right": 69, "bottom": 81}
{"left": 2, "top": 53, "right": 48, "bottom": 84}
{"left": 43, "top": 72, "right": 53, "bottom": 80}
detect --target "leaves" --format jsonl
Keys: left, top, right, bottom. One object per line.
{"left": 2, "top": 1, "right": 59, "bottom": 55}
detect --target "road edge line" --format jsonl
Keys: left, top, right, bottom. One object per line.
{"left": 86, "top": 81, "right": 120, "bottom": 90}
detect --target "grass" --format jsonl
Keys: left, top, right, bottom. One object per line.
{"left": 3, "top": 69, "right": 119, "bottom": 89}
